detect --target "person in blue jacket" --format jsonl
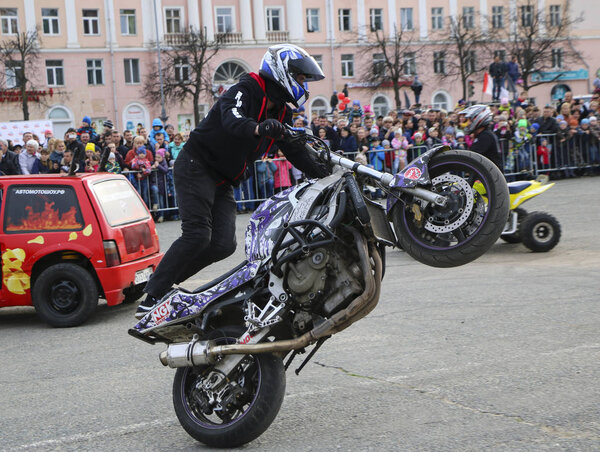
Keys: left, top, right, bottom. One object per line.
{"left": 149, "top": 118, "right": 168, "bottom": 149}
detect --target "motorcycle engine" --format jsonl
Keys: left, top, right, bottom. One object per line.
{"left": 285, "top": 247, "right": 363, "bottom": 325}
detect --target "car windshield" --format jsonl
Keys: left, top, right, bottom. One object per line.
{"left": 91, "top": 178, "right": 149, "bottom": 227}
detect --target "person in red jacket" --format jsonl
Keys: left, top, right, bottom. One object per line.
{"left": 137, "top": 44, "right": 329, "bottom": 317}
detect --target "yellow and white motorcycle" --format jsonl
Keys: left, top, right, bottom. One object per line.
{"left": 500, "top": 176, "right": 561, "bottom": 252}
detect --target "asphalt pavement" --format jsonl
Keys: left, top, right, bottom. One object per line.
{"left": 1, "top": 176, "right": 599, "bottom": 451}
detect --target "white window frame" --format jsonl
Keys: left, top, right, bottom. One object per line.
{"left": 433, "top": 51, "right": 445, "bottom": 74}
{"left": 215, "top": 6, "right": 235, "bottom": 34}
{"left": 400, "top": 8, "right": 413, "bottom": 31}
{"left": 174, "top": 57, "right": 190, "bottom": 83}
{"left": 120, "top": 9, "right": 136, "bottom": 36}
{"left": 464, "top": 50, "right": 476, "bottom": 73}
{"left": 462, "top": 7, "right": 474, "bottom": 29}
{"left": 521, "top": 5, "right": 533, "bottom": 27}
{"left": 306, "top": 8, "right": 320, "bottom": 32}
{"left": 341, "top": 54, "right": 354, "bottom": 78}
{"left": 82, "top": 9, "right": 100, "bottom": 36}
{"left": 494, "top": 50, "right": 506, "bottom": 61}
{"left": 371, "top": 94, "right": 391, "bottom": 118}
{"left": 5, "top": 61, "right": 22, "bottom": 89}
{"left": 373, "top": 53, "right": 386, "bottom": 77}
{"left": 492, "top": 6, "right": 504, "bottom": 29}
{"left": 431, "top": 7, "right": 443, "bottom": 30}
{"left": 266, "top": 7, "right": 283, "bottom": 32}
{"left": 552, "top": 48, "right": 563, "bottom": 69}
{"left": 309, "top": 96, "right": 328, "bottom": 119}
{"left": 124, "top": 58, "right": 140, "bottom": 84}
{"left": 86, "top": 59, "right": 104, "bottom": 85}
{"left": 403, "top": 52, "right": 416, "bottom": 75}
{"left": 338, "top": 8, "right": 352, "bottom": 32}
{"left": 46, "top": 60, "right": 64, "bottom": 86}
{"left": 549, "top": 5, "right": 561, "bottom": 27}
{"left": 370, "top": 8, "right": 383, "bottom": 32}
{"left": 42, "top": 8, "right": 60, "bottom": 36}
{"left": 432, "top": 90, "right": 451, "bottom": 111}
{"left": 312, "top": 54, "right": 323, "bottom": 71}
{"left": 0, "top": 8, "right": 19, "bottom": 35}
{"left": 165, "top": 7, "right": 184, "bottom": 34}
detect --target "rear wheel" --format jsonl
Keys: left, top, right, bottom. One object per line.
{"left": 172, "top": 327, "right": 286, "bottom": 447}
{"left": 519, "top": 211, "right": 561, "bottom": 252}
{"left": 32, "top": 263, "right": 98, "bottom": 327}
{"left": 391, "top": 150, "right": 509, "bottom": 267}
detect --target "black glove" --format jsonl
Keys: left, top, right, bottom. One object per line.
{"left": 258, "top": 119, "right": 285, "bottom": 139}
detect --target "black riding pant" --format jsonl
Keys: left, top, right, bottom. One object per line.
{"left": 144, "top": 147, "right": 237, "bottom": 298}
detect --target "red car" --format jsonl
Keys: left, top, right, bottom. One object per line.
{"left": 0, "top": 173, "right": 163, "bottom": 327}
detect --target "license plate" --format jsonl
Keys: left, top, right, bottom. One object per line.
{"left": 134, "top": 267, "right": 153, "bottom": 285}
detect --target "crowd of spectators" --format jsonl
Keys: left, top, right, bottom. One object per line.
{"left": 0, "top": 115, "right": 190, "bottom": 222}
{"left": 1, "top": 83, "right": 599, "bottom": 215}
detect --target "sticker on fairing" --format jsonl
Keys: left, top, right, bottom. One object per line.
{"left": 151, "top": 300, "right": 172, "bottom": 325}
{"left": 404, "top": 167, "right": 422, "bottom": 180}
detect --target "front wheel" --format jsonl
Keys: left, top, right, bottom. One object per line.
{"left": 172, "top": 328, "right": 286, "bottom": 447}
{"left": 391, "top": 150, "right": 509, "bottom": 267}
{"left": 519, "top": 211, "right": 561, "bottom": 252}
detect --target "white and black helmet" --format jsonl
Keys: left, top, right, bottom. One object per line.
{"left": 259, "top": 44, "right": 325, "bottom": 108}
{"left": 462, "top": 104, "right": 492, "bottom": 134}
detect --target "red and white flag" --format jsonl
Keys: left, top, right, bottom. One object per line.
{"left": 483, "top": 72, "right": 493, "bottom": 96}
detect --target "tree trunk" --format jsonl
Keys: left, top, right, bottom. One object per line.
{"left": 193, "top": 92, "right": 200, "bottom": 126}
{"left": 21, "top": 83, "right": 29, "bottom": 120}
{"left": 393, "top": 82, "right": 401, "bottom": 110}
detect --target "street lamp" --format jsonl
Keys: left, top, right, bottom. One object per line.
{"left": 152, "top": 0, "right": 168, "bottom": 124}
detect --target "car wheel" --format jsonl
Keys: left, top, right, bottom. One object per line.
{"left": 33, "top": 263, "right": 98, "bottom": 327}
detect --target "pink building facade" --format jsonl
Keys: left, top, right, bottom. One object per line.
{"left": 1, "top": 0, "right": 599, "bottom": 138}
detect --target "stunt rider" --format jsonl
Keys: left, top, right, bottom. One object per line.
{"left": 136, "top": 44, "right": 329, "bottom": 318}
{"left": 461, "top": 104, "right": 503, "bottom": 170}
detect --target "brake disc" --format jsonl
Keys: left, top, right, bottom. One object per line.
{"left": 423, "top": 174, "right": 474, "bottom": 233}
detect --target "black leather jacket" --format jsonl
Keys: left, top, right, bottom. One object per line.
{"left": 0, "top": 150, "right": 22, "bottom": 175}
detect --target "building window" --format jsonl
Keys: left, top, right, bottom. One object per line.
{"left": 215, "top": 7, "right": 233, "bottom": 33}
{"left": 372, "top": 95, "right": 390, "bottom": 117}
{"left": 432, "top": 92, "right": 450, "bottom": 110}
{"left": 165, "top": 8, "right": 182, "bottom": 34}
{"left": 0, "top": 8, "right": 19, "bottom": 35}
{"left": 492, "top": 6, "right": 504, "bottom": 29}
{"left": 306, "top": 8, "right": 320, "bottom": 32}
{"left": 338, "top": 9, "right": 351, "bottom": 32}
{"left": 86, "top": 59, "right": 103, "bottom": 85}
{"left": 521, "top": 5, "right": 533, "bottom": 27}
{"left": 124, "top": 58, "right": 140, "bottom": 84}
{"left": 370, "top": 8, "right": 383, "bottom": 31}
{"left": 42, "top": 8, "right": 60, "bottom": 35}
{"left": 549, "top": 5, "right": 561, "bottom": 27}
{"left": 433, "top": 51, "right": 445, "bottom": 74}
{"left": 5, "top": 61, "right": 22, "bottom": 89}
{"left": 310, "top": 98, "right": 328, "bottom": 117}
{"left": 552, "top": 48, "right": 563, "bottom": 69}
{"left": 400, "top": 8, "right": 413, "bottom": 31}
{"left": 313, "top": 54, "right": 323, "bottom": 71}
{"left": 266, "top": 7, "right": 282, "bottom": 32}
{"left": 341, "top": 54, "right": 354, "bottom": 77}
{"left": 431, "top": 7, "right": 443, "bottom": 30}
{"left": 120, "top": 9, "right": 136, "bottom": 35}
{"left": 373, "top": 53, "right": 386, "bottom": 76}
{"left": 494, "top": 50, "right": 506, "bottom": 61}
{"left": 213, "top": 61, "right": 247, "bottom": 84}
{"left": 82, "top": 9, "right": 100, "bottom": 35}
{"left": 464, "top": 51, "right": 476, "bottom": 73}
{"left": 462, "top": 7, "right": 474, "bottom": 29}
{"left": 46, "top": 60, "right": 64, "bottom": 86}
{"left": 174, "top": 57, "right": 190, "bottom": 82}
{"left": 403, "top": 52, "right": 416, "bottom": 75}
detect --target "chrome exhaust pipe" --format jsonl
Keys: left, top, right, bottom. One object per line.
{"left": 159, "top": 337, "right": 215, "bottom": 368}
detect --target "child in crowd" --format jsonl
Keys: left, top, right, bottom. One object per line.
{"left": 318, "top": 127, "right": 330, "bottom": 146}
{"left": 391, "top": 130, "right": 409, "bottom": 173}
{"left": 537, "top": 138, "right": 550, "bottom": 173}
{"left": 273, "top": 149, "right": 293, "bottom": 194}
{"left": 556, "top": 119, "right": 575, "bottom": 177}
{"left": 151, "top": 149, "right": 169, "bottom": 221}
{"left": 149, "top": 118, "right": 168, "bottom": 149}
{"left": 513, "top": 119, "right": 532, "bottom": 173}
{"left": 442, "top": 127, "right": 457, "bottom": 147}
{"left": 77, "top": 116, "right": 98, "bottom": 142}
{"left": 131, "top": 146, "right": 153, "bottom": 206}
{"left": 455, "top": 131, "right": 467, "bottom": 150}
{"left": 338, "top": 126, "right": 357, "bottom": 155}
{"left": 255, "top": 155, "right": 277, "bottom": 200}
{"left": 347, "top": 100, "right": 363, "bottom": 123}
{"left": 168, "top": 133, "right": 185, "bottom": 161}
{"left": 426, "top": 127, "right": 442, "bottom": 149}
{"left": 50, "top": 139, "right": 66, "bottom": 165}
{"left": 105, "top": 152, "right": 122, "bottom": 174}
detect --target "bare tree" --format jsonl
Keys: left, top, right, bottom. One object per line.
{"left": 435, "top": 14, "right": 488, "bottom": 100}
{"left": 501, "top": 0, "right": 583, "bottom": 92}
{"left": 0, "top": 29, "right": 40, "bottom": 120}
{"left": 356, "top": 27, "right": 423, "bottom": 110}
{"left": 143, "top": 28, "right": 225, "bottom": 126}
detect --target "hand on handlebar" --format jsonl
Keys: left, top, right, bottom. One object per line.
{"left": 258, "top": 119, "right": 285, "bottom": 139}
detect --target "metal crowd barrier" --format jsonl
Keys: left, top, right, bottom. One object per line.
{"left": 121, "top": 134, "right": 598, "bottom": 216}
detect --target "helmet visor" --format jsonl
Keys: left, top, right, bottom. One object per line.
{"left": 288, "top": 56, "right": 325, "bottom": 82}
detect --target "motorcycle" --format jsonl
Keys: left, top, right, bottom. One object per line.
{"left": 499, "top": 176, "right": 561, "bottom": 252}
{"left": 129, "top": 127, "right": 509, "bottom": 448}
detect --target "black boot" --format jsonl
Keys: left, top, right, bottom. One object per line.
{"left": 135, "top": 294, "right": 158, "bottom": 319}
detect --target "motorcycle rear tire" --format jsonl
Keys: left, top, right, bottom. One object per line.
{"left": 391, "top": 150, "right": 509, "bottom": 267}
{"left": 172, "top": 327, "right": 286, "bottom": 448}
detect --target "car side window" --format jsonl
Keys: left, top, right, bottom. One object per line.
{"left": 4, "top": 185, "right": 84, "bottom": 233}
